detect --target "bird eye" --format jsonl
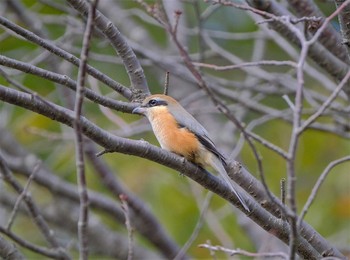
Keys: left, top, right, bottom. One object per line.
{"left": 148, "top": 99, "right": 158, "bottom": 107}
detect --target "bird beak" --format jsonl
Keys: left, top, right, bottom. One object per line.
{"left": 132, "top": 106, "right": 146, "bottom": 115}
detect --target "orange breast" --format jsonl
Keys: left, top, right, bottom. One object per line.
{"left": 148, "top": 107, "right": 200, "bottom": 161}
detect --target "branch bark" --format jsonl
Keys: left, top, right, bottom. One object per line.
{"left": 245, "top": 0, "right": 350, "bottom": 98}
{"left": 0, "top": 16, "right": 132, "bottom": 99}
{"left": 65, "top": 0, "right": 150, "bottom": 95}
{"left": 0, "top": 85, "right": 344, "bottom": 259}
{"left": 0, "top": 128, "right": 184, "bottom": 259}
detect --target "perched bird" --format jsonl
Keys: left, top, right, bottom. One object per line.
{"left": 132, "top": 94, "right": 249, "bottom": 211}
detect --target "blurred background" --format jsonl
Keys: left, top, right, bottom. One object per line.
{"left": 0, "top": 0, "right": 349, "bottom": 258}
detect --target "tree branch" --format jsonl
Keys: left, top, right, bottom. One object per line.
{"left": 0, "top": 55, "right": 134, "bottom": 113}
{"left": 73, "top": 0, "right": 98, "bottom": 258}
{"left": 0, "top": 154, "right": 70, "bottom": 259}
{"left": 0, "top": 84, "right": 344, "bottom": 259}
{"left": 0, "top": 235, "right": 25, "bottom": 260}
{"left": 0, "top": 16, "right": 132, "bottom": 99}
{"left": 65, "top": 0, "right": 149, "bottom": 95}
{"left": 335, "top": 0, "right": 350, "bottom": 61}
{"left": 287, "top": 0, "right": 349, "bottom": 64}
{"left": 0, "top": 129, "right": 184, "bottom": 259}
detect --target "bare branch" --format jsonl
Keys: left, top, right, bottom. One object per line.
{"left": 164, "top": 71, "right": 170, "bottom": 95}
{"left": 0, "top": 234, "right": 25, "bottom": 260}
{"left": 73, "top": 0, "right": 99, "bottom": 258}
{"left": 120, "top": 194, "right": 134, "bottom": 260}
{"left": 298, "top": 156, "right": 350, "bottom": 226}
{"left": 0, "top": 78, "right": 338, "bottom": 260}
{"left": 0, "top": 55, "right": 135, "bottom": 113}
{"left": 299, "top": 69, "right": 350, "bottom": 132}
{"left": 174, "top": 192, "right": 212, "bottom": 260}
{"left": 287, "top": 0, "right": 349, "bottom": 63}
{"left": 335, "top": 0, "right": 350, "bottom": 60}
{"left": 198, "top": 243, "right": 288, "bottom": 259}
{"left": 0, "top": 226, "right": 67, "bottom": 259}
{"left": 0, "top": 16, "right": 132, "bottom": 99}
{"left": 66, "top": 0, "right": 149, "bottom": 95}
{"left": 0, "top": 154, "right": 70, "bottom": 259}
{"left": 6, "top": 161, "right": 40, "bottom": 230}
{"left": 193, "top": 60, "right": 298, "bottom": 70}
{"left": 84, "top": 141, "right": 184, "bottom": 258}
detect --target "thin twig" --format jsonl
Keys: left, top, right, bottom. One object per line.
{"left": 0, "top": 226, "right": 67, "bottom": 259}
{"left": 6, "top": 161, "right": 40, "bottom": 230}
{"left": 299, "top": 70, "right": 350, "bottom": 133}
{"left": 0, "top": 68, "right": 32, "bottom": 93}
{"left": 0, "top": 154, "right": 69, "bottom": 258}
{"left": 173, "top": 10, "right": 182, "bottom": 35}
{"left": 120, "top": 194, "right": 134, "bottom": 260}
{"left": 282, "top": 95, "right": 296, "bottom": 111}
{"left": 298, "top": 156, "right": 350, "bottom": 226}
{"left": 308, "top": 0, "right": 350, "bottom": 46}
{"left": 73, "top": 1, "right": 98, "bottom": 259}
{"left": 0, "top": 55, "right": 135, "bottom": 113}
{"left": 0, "top": 16, "right": 131, "bottom": 99}
{"left": 164, "top": 71, "right": 170, "bottom": 95}
{"left": 280, "top": 178, "right": 286, "bottom": 205}
{"left": 198, "top": 243, "right": 288, "bottom": 259}
{"left": 193, "top": 60, "right": 298, "bottom": 70}
{"left": 245, "top": 130, "right": 289, "bottom": 160}
{"left": 174, "top": 192, "right": 213, "bottom": 260}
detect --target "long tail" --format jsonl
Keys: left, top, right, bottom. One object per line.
{"left": 209, "top": 156, "right": 250, "bottom": 212}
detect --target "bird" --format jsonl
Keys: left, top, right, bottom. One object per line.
{"left": 132, "top": 94, "right": 250, "bottom": 212}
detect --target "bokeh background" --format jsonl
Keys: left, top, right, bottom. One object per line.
{"left": 0, "top": 0, "right": 349, "bottom": 259}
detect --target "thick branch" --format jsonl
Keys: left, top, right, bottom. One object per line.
{"left": 0, "top": 192, "right": 161, "bottom": 260}
{"left": 335, "top": 0, "right": 350, "bottom": 60}
{"left": 287, "top": 0, "right": 349, "bottom": 64}
{"left": 0, "top": 85, "right": 344, "bottom": 259}
{"left": 0, "top": 235, "right": 25, "bottom": 260}
{"left": 0, "top": 55, "right": 134, "bottom": 113}
{"left": 65, "top": 0, "right": 149, "bottom": 95}
{"left": 0, "top": 129, "right": 183, "bottom": 259}
{"left": 0, "top": 16, "right": 132, "bottom": 99}
{"left": 246, "top": 0, "right": 350, "bottom": 98}
{"left": 84, "top": 142, "right": 184, "bottom": 259}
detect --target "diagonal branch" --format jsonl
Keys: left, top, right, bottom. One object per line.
{"left": 228, "top": 0, "right": 350, "bottom": 98}
{"left": 0, "top": 84, "right": 345, "bottom": 259}
{"left": 335, "top": 0, "right": 350, "bottom": 61}
{"left": 0, "top": 154, "right": 70, "bottom": 259}
{"left": 0, "top": 55, "right": 134, "bottom": 113}
{"left": 0, "top": 234, "right": 25, "bottom": 260}
{"left": 0, "top": 16, "right": 132, "bottom": 99}
{"left": 287, "top": 0, "right": 349, "bottom": 64}
{"left": 65, "top": 0, "right": 149, "bottom": 95}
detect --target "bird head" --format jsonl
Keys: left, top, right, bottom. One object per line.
{"left": 132, "top": 94, "right": 178, "bottom": 117}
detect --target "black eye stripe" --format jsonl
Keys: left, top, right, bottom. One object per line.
{"left": 147, "top": 99, "right": 168, "bottom": 107}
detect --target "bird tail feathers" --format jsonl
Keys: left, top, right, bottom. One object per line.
{"left": 209, "top": 156, "right": 250, "bottom": 212}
